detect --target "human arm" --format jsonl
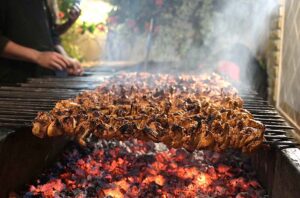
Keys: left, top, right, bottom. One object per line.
{"left": 0, "top": 40, "right": 70, "bottom": 71}
{"left": 55, "top": 44, "right": 84, "bottom": 75}
{"left": 0, "top": 1, "right": 72, "bottom": 72}
{"left": 47, "top": 3, "right": 83, "bottom": 75}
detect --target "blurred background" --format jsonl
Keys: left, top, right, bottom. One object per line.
{"left": 57, "top": 0, "right": 298, "bottom": 130}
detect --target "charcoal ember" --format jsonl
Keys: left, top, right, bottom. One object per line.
{"left": 61, "top": 190, "right": 75, "bottom": 197}
{"left": 139, "top": 182, "right": 162, "bottom": 197}
{"left": 20, "top": 139, "right": 266, "bottom": 197}
{"left": 86, "top": 186, "right": 97, "bottom": 197}
{"left": 195, "top": 193, "right": 211, "bottom": 198}
{"left": 23, "top": 192, "right": 38, "bottom": 198}
{"left": 135, "top": 154, "right": 156, "bottom": 164}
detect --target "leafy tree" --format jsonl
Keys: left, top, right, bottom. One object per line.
{"left": 103, "top": 0, "right": 218, "bottom": 68}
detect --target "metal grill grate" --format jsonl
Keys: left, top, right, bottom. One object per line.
{"left": 0, "top": 67, "right": 298, "bottom": 149}
{"left": 240, "top": 92, "right": 298, "bottom": 149}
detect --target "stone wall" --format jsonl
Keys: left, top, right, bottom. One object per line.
{"left": 276, "top": 0, "right": 300, "bottom": 130}
{"left": 266, "top": 0, "right": 284, "bottom": 104}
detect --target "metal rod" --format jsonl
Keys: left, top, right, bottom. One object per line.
{"left": 246, "top": 107, "right": 275, "bottom": 111}
{"left": 264, "top": 141, "right": 299, "bottom": 146}
{"left": 0, "top": 98, "right": 58, "bottom": 102}
{"left": 0, "top": 110, "right": 39, "bottom": 116}
{"left": 24, "top": 81, "right": 98, "bottom": 86}
{"left": 0, "top": 102, "right": 54, "bottom": 108}
{"left": 265, "top": 125, "right": 294, "bottom": 130}
{"left": 243, "top": 103, "right": 272, "bottom": 106}
{"left": 0, "top": 106, "right": 50, "bottom": 111}
{"left": 0, "top": 123, "right": 31, "bottom": 128}
{"left": 261, "top": 121, "right": 287, "bottom": 126}
{"left": 0, "top": 118, "right": 32, "bottom": 123}
{"left": 3, "top": 103, "right": 52, "bottom": 107}
{"left": 253, "top": 115, "right": 282, "bottom": 119}
{"left": 264, "top": 136, "right": 293, "bottom": 141}
{"left": 265, "top": 132, "right": 287, "bottom": 135}
{"left": 265, "top": 129, "right": 288, "bottom": 133}
{"left": 27, "top": 76, "right": 107, "bottom": 82}
{"left": 242, "top": 99, "right": 266, "bottom": 103}
{"left": 254, "top": 118, "right": 285, "bottom": 122}
{"left": 248, "top": 109, "right": 277, "bottom": 114}
{"left": 143, "top": 17, "right": 154, "bottom": 70}
{"left": 242, "top": 97, "right": 267, "bottom": 100}
{"left": 0, "top": 95, "right": 70, "bottom": 100}
{"left": 20, "top": 83, "right": 96, "bottom": 90}
{"left": 0, "top": 86, "right": 82, "bottom": 93}
{"left": 0, "top": 115, "right": 35, "bottom": 119}
{"left": 241, "top": 94, "right": 264, "bottom": 97}
{"left": 264, "top": 134, "right": 289, "bottom": 138}
{"left": 244, "top": 104, "right": 274, "bottom": 108}
{"left": 0, "top": 91, "right": 75, "bottom": 99}
{"left": 243, "top": 101, "right": 268, "bottom": 105}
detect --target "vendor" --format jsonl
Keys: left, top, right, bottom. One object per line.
{"left": 0, "top": 0, "right": 83, "bottom": 84}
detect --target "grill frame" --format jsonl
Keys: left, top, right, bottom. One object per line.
{"left": 0, "top": 68, "right": 297, "bottom": 149}
{"left": 0, "top": 66, "right": 299, "bottom": 197}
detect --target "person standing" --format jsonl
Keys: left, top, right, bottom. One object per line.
{"left": 0, "top": 0, "right": 83, "bottom": 84}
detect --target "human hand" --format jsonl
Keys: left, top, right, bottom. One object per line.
{"left": 66, "top": 58, "right": 84, "bottom": 76}
{"left": 68, "top": 4, "right": 81, "bottom": 24}
{"left": 35, "top": 52, "right": 71, "bottom": 71}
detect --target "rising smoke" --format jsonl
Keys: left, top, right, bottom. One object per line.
{"left": 205, "top": 0, "right": 278, "bottom": 78}
{"left": 103, "top": 0, "right": 278, "bottom": 78}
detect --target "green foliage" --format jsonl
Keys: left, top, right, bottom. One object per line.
{"left": 80, "top": 22, "right": 104, "bottom": 34}
{"left": 57, "top": 0, "right": 79, "bottom": 20}
{"left": 57, "top": 0, "right": 106, "bottom": 60}
{"left": 60, "top": 24, "right": 83, "bottom": 61}
{"left": 104, "top": 0, "right": 269, "bottom": 69}
{"left": 56, "top": 0, "right": 83, "bottom": 60}
{"left": 104, "top": 0, "right": 218, "bottom": 67}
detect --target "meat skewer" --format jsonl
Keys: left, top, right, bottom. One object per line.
{"left": 32, "top": 73, "right": 265, "bottom": 153}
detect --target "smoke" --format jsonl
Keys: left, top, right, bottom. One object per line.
{"left": 204, "top": 0, "right": 278, "bottom": 77}
{"left": 102, "top": 0, "right": 278, "bottom": 81}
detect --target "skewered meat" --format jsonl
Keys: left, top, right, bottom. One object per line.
{"left": 32, "top": 73, "right": 265, "bottom": 153}
{"left": 32, "top": 112, "right": 53, "bottom": 138}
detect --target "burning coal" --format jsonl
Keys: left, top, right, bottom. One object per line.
{"left": 21, "top": 139, "right": 266, "bottom": 197}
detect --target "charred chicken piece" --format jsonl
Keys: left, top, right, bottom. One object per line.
{"left": 32, "top": 112, "right": 53, "bottom": 138}
{"left": 32, "top": 73, "right": 265, "bottom": 153}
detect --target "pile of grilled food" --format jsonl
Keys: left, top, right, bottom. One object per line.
{"left": 32, "top": 73, "right": 265, "bottom": 153}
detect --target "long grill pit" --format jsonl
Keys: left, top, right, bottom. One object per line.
{"left": 0, "top": 66, "right": 299, "bottom": 197}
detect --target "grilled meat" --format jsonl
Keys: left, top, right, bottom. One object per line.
{"left": 32, "top": 73, "right": 265, "bottom": 153}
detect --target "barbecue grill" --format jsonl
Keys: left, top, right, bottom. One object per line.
{"left": 0, "top": 65, "right": 299, "bottom": 197}
{"left": 0, "top": 67, "right": 296, "bottom": 148}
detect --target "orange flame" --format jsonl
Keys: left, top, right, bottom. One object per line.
{"left": 27, "top": 139, "right": 265, "bottom": 197}
{"left": 195, "top": 173, "right": 212, "bottom": 188}
{"left": 115, "top": 179, "right": 130, "bottom": 191}
{"left": 103, "top": 187, "right": 124, "bottom": 198}
{"left": 154, "top": 175, "right": 166, "bottom": 186}
{"left": 142, "top": 174, "right": 166, "bottom": 186}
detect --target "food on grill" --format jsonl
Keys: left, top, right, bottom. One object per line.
{"left": 32, "top": 73, "right": 265, "bottom": 153}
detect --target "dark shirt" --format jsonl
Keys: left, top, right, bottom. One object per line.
{"left": 0, "top": 0, "right": 59, "bottom": 84}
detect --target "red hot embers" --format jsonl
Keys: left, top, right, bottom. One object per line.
{"left": 22, "top": 139, "right": 266, "bottom": 198}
